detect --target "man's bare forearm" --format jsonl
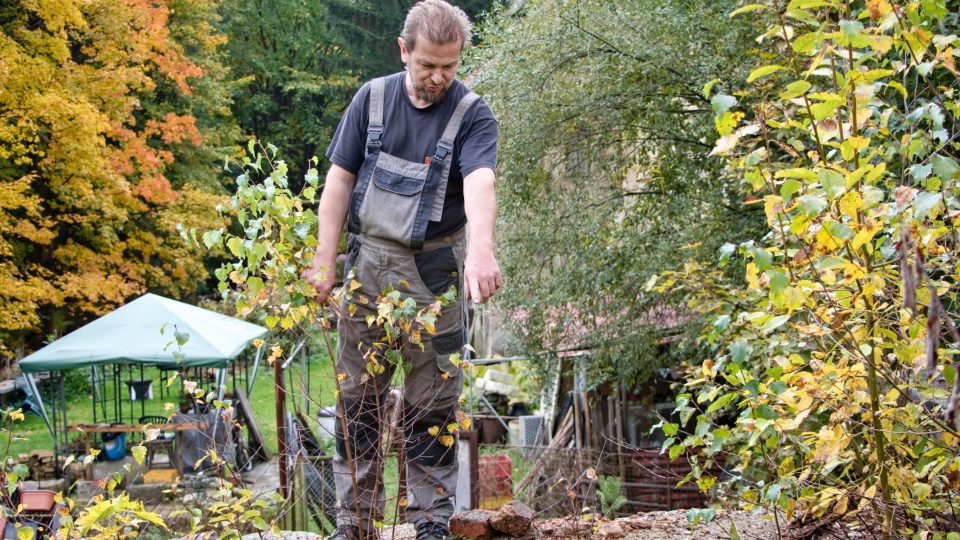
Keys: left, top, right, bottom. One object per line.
{"left": 305, "top": 164, "right": 356, "bottom": 300}
{"left": 315, "top": 166, "right": 356, "bottom": 261}
{"left": 464, "top": 168, "right": 496, "bottom": 252}
{"left": 463, "top": 167, "right": 501, "bottom": 303}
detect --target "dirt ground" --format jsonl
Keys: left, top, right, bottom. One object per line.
{"left": 375, "top": 509, "right": 778, "bottom": 539}
{"left": 536, "top": 509, "right": 880, "bottom": 540}
{"left": 230, "top": 508, "right": 880, "bottom": 540}
{"left": 537, "top": 509, "right": 777, "bottom": 540}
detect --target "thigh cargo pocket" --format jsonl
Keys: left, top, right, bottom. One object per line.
{"left": 358, "top": 152, "right": 428, "bottom": 245}
{"left": 402, "top": 330, "right": 465, "bottom": 402}
{"left": 414, "top": 246, "right": 459, "bottom": 296}
{"left": 431, "top": 305, "right": 466, "bottom": 400}
{"left": 433, "top": 328, "right": 466, "bottom": 355}
{"left": 434, "top": 344, "right": 465, "bottom": 400}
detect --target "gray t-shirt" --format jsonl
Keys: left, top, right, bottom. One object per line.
{"left": 326, "top": 71, "right": 499, "bottom": 239}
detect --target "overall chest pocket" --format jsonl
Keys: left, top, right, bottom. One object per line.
{"left": 358, "top": 152, "right": 430, "bottom": 245}
{"left": 371, "top": 167, "right": 425, "bottom": 195}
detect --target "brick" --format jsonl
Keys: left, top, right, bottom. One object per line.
{"left": 450, "top": 510, "right": 495, "bottom": 540}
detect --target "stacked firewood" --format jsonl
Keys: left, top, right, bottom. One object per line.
{"left": 18, "top": 450, "right": 56, "bottom": 479}
{"left": 65, "top": 462, "right": 86, "bottom": 480}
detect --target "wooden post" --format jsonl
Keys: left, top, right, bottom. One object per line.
{"left": 606, "top": 395, "right": 615, "bottom": 447}
{"left": 468, "top": 429, "right": 479, "bottom": 509}
{"left": 292, "top": 461, "right": 306, "bottom": 530}
{"left": 580, "top": 392, "right": 593, "bottom": 448}
{"left": 615, "top": 384, "right": 626, "bottom": 483}
{"left": 573, "top": 391, "right": 583, "bottom": 449}
{"left": 592, "top": 395, "right": 603, "bottom": 449}
{"left": 276, "top": 358, "right": 288, "bottom": 501}
{"left": 397, "top": 416, "right": 407, "bottom": 522}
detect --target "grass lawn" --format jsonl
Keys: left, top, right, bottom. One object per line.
{"left": 3, "top": 331, "right": 412, "bottom": 530}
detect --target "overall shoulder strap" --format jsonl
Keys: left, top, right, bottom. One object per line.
{"left": 366, "top": 77, "right": 386, "bottom": 154}
{"left": 432, "top": 91, "right": 480, "bottom": 163}
{"left": 424, "top": 91, "right": 482, "bottom": 225}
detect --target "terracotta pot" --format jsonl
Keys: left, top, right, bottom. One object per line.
{"left": 20, "top": 489, "right": 56, "bottom": 512}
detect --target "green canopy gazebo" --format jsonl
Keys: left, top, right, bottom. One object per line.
{"left": 18, "top": 293, "right": 268, "bottom": 468}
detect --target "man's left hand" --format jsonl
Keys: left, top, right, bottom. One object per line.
{"left": 464, "top": 249, "right": 502, "bottom": 304}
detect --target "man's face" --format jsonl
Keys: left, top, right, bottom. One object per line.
{"left": 399, "top": 34, "right": 462, "bottom": 105}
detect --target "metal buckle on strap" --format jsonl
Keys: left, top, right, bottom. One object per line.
{"left": 433, "top": 141, "right": 452, "bottom": 163}
{"left": 366, "top": 126, "right": 383, "bottom": 149}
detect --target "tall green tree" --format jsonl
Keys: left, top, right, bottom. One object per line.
{"left": 218, "top": 0, "right": 496, "bottom": 182}
{"left": 470, "top": 0, "right": 762, "bottom": 385}
{"left": 158, "top": 0, "right": 243, "bottom": 193}
{"left": 218, "top": 0, "right": 366, "bottom": 181}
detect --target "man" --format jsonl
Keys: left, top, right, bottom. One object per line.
{"left": 304, "top": 1, "right": 501, "bottom": 539}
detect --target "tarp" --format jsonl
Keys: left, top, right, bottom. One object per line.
{"left": 19, "top": 293, "right": 267, "bottom": 373}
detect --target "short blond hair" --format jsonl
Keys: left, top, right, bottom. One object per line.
{"left": 401, "top": 0, "right": 472, "bottom": 51}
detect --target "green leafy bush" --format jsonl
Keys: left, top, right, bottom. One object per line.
{"left": 654, "top": 0, "right": 960, "bottom": 536}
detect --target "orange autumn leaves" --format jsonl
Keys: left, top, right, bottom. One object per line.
{"left": 0, "top": 0, "right": 227, "bottom": 348}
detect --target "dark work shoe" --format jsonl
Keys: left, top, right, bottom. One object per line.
{"left": 327, "top": 524, "right": 380, "bottom": 540}
{"left": 415, "top": 521, "right": 452, "bottom": 540}
{"left": 327, "top": 525, "right": 359, "bottom": 540}
{"left": 327, "top": 523, "right": 380, "bottom": 540}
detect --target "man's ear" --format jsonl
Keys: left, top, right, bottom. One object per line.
{"left": 398, "top": 37, "right": 409, "bottom": 64}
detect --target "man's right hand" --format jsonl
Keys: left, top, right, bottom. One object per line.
{"left": 304, "top": 255, "right": 336, "bottom": 302}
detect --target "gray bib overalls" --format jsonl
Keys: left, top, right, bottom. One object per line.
{"left": 333, "top": 76, "right": 478, "bottom": 531}
{"left": 347, "top": 76, "right": 479, "bottom": 249}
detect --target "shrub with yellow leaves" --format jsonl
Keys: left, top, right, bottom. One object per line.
{"left": 184, "top": 142, "right": 465, "bottom": 534}
{"left": 653, "top": 0, "right": 960, "bottom": 536}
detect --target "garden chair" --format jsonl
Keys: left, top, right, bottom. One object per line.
{"left": 139, "top": 415, "right": 177, "bottom": 469}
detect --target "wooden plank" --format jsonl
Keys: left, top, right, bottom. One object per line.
{"left": 67, "top": 423, "right": 198, "bottom": 433}
{"left": 606, "top": 396, "right": 616, "bottom": 449}
{"left": 614, "top": 384, "right": 626, "bottom": 482}
{"left": 175, "top": 431, "right": 184, "bottom": 475}
{"left": 234, "top": 388, "right": 273, "bottom": 461}
{"left": 572, "top": 391, "right": 581, "bottom": 449}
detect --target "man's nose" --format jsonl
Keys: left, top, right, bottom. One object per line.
{"left": 430, "top": 71, "right": 443, "bottom": 84}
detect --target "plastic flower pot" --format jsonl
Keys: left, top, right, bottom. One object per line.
{"left": 20, "top": 490, "right": 56, "bottom": 512}
{"left": 102, "top": 431, "right": 127, "bottom": 461}
{"left": 125, "top": 380, "right": 153, "bottom": 401}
